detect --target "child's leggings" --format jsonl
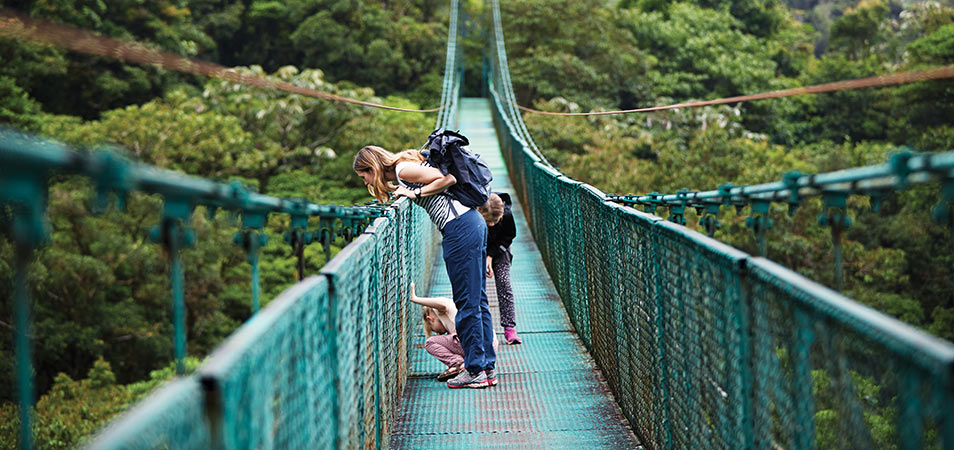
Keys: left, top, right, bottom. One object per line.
{"left": 424, "top": 334, "right": 465, "bottom": 367}
{"left": 491, "top": 251, "right": 516, "bottom": 329}
{"left": 424, "top": 334, "right": 499, "bottom": 367}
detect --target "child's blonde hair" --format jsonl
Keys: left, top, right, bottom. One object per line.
{"left": 477, "top": 193, "right": 504, "bottom": 224}
{"left": 353, "top": 145, "right": 426, "bottom": 202}
{"left": 422, "top": 306, "right": 437, "bottom": 338}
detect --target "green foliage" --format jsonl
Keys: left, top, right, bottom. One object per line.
{"left": 524, "top": 98, "right": 809, "bottom": 196}
{"left": 0, "top": 36, "right": 67, "bottom": 129}
{"left": 4, "top": 0, "right": 215, "bottom": 118}
{"left": 889, "top": 22, "right": 954, "bottom": 145}
{"left": 800, "top": 55, "right": 892, "bottom": 143}
{"left": 3, "top": 1, "right": 450, "bottom": 118}
{"left": 811, "top": 368, "right": 897, "bottom": 449}
{"left": 620, "top": 1, "right": 808, "bottom": 97}
{"left": 908, "top": 22, "right": 954, "bottom": 62}
{"left": 501, "top": 0, "right": 652, "bottom": 109}
{"left": 0, "top": 64, "right": 430, "bottom": 415}
{"left": 0, "top": 76, "right": 42, "bottom": 131}
{"left": 829, "top": 1, "right": 896, "bottom": 60}
{"left": 0, "top": 357, "right": 201, "bottom": 450}
{"left": 290, "top": 5, "right": 447, "bottom": 105}
{"left": 624, "top": 0, "right": 789, "bottom": 37}
{"left": 525, "top": 89, "right": 952, "bottom": 341}
{"left": 928, "top": 306, "right": 954, "bottom": 342}
{"left": 586, "top": 1, "right": 815, "bottom": 142}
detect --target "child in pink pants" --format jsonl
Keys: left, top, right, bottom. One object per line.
{"left": 410, "top": 283, "right": 498, "bottom": 383}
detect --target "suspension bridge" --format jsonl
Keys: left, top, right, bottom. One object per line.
{"left": 3, "top": 0, "right": 954, "bottom": 449}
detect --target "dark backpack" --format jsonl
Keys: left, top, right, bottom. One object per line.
{"left": 421, "top": 128, "right": 493, "bottom": 208}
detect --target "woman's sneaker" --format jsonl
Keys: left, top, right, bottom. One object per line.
{"left": 447, "top": 370, "right": 488, "bottom": 389}
{"left": 484, "top": 369, "right": 498, "bottom": 387}
{"left": 504, "top": 327, "right": 522, "bottom": 344}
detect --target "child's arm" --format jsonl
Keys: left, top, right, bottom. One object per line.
{"left": 488, "top": 212, "right": 516, "bottom": 257}
{"left": 409, "top": 282, "right": 455, "bottom": 312}
{"left": 498, "top": 212, "right": 516, "bottom": 248}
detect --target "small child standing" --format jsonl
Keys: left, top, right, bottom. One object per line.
{"left": 410, "top": 282, "right": 499, "bottom": 387}
{"left": 478, "top": 193, "right": 522, "bottom": 344}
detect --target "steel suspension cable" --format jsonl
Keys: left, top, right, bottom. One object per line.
{"left": 490, "top": 0, "right": 541, "bottom": 159}
{"left": 436, "top": 0, "right": 462, "bottom": 129}
{"left": 0, "top": 8, "right": 446, "bottom": 114}
{"left": 482, "top": 4, "right": 954, "bottom": 119}
{"left": 511, "top": 65, "right": 954, "bottom": 117}
{"left": 488, "top": 0, "right": 554, "bottom": 167}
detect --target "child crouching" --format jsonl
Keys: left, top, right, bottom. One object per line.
{"left": 410, "top": 282, "right": 499, "bottom": 387}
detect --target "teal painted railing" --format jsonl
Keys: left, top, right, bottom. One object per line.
{"left": 0, "top": 130, "right": 441, "bottom": 449}
{"left": 486, "top": 0, "right": 954, "bottom": 448}
{"left": 6, "top": 0, "right": 954, "bottom": 447}
{"left": 85, "top": 200, "right": 438, "bottom": 449}
{"left": 3, "top": 1, "right": 465, "bottom": 448}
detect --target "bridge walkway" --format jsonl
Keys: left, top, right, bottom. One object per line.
{"left": 388, "top": 98, "right": 642, "bottom": 449}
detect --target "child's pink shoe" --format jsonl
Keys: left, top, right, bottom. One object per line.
{"left": 504, "top": 327, "right": 522, "bottom": 344}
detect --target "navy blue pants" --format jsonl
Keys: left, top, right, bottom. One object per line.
{"left": 442, "top": 209, "right": 496, "bottom": 374}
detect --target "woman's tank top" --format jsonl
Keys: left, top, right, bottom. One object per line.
{"left": 395, "top": 161, "right": 470, "bottom": 231}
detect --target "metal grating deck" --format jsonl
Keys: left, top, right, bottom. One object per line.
{"left": 389, "top": 98, "right": 642, "bottom": 449}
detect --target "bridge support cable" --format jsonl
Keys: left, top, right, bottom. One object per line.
{"left": 435, "top": 0, "right": 463, "bottom": 130}
{"left": 0, "top": 8, "right": 445, "bottom": 114}
{"left": 508, "top": 64, "right": 954, "bottom": 117}
{"left": 486, "top": 0, "right": 553, "bottom": 168}
{"left": 485, "top": 4, "right": 954, "bottom": 449}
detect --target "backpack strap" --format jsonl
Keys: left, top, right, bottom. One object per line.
{"left": 449, "top": 202, "right": 460, "bottom": 219}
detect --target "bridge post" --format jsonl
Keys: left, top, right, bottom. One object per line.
{"left": 284, "top": 200, "right": 311, "bottom": 282}
{"left": 150, "top": 196, "right": 196, "bottom": 375}
{"left": 651, "top": 226, "right": 673, "bottom": 449}
{"left": 0, "top": 168, "right": 51, "bottom": 450}
{"left": 667, "top": 189, "right": 689, "bottom": 225}
{"left": 315, "top": 209, "right": 337, "bottom": 263}
{"left": 12, "top": 243, "right": 34, "bottom": 450}
{"left": 235, "top": 210, "right": 268, "bottom": 314}
{"left": 818, "top": 192, "right": 850, "bottom": 292}
{"left": 745, "top": 199, "right": 773, "bottom": 257}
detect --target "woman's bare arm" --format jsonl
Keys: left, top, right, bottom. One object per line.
{"left": 394, "top": 164, "right": 456, "bottom": 199}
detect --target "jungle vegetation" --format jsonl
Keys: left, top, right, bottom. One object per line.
{"left": 1, "top": 0, "right": 952, "bottom": 447}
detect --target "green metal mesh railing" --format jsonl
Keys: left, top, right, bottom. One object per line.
{"left": 486, "top": 1, "right": 954, "bottom": 448}
{"left": 3, "top": 1, "right": 463, "bottom": 447}
{"left": 0, "top": 127, "right": 441, "bottom": 449}
{"left": 436, "top": 0, "right": 463, "bottom": 130}
{"left": 82, "top": 0, "right": 465, "bottom": 443}
{"left": 7, "top": 0, "right": 954, "bottom": 446}
{"left": 86, "top": 200, "right": 438, "bottom": 449}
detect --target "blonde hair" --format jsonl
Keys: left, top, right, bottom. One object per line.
{"left": 353, "top": 145, "right": 425, "bottom": 202}
{"left": 477, "top": 193, "right": 505, "bottom": 224}
{"left": 422, "top": 306, "right": 437, "bottom": 338}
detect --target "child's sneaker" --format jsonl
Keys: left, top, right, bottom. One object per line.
{"left": 436, "top": 362, "right": 465, "bottom": 382}
{"left": 504, "top": 327, "right": 522, "bottom": 344}
{"left": 484, "top": 369, "right": 498, "bottom": 387}
{"left": 447, "top": 370, "right": 488, "bottom": 389}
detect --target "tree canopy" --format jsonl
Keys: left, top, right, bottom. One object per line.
{"left": 2, "top": 0, "right": 954, "bottom": 448}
